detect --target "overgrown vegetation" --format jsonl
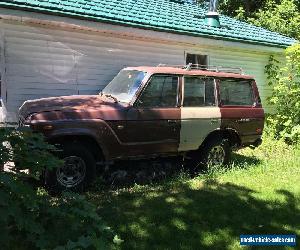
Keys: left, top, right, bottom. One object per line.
{"left": 265, "top": 44, "right": 300, "bottom": 143}
{"left": 0, "top": 128, "right": 115, "bottom": 249}
{"left": 248, "top": 0, "right": 300, "bottom": 40}
{"left": 88, "top": 134, "right": 300, "bottom": 250}
{"left": 1, "top": 129, "right": 299, "bottom": 249}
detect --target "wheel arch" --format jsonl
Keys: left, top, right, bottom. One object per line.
{"left": 48, "top": 134, "right": 106, "bottom": 163}
{"left": 200, "top": 128, "right": 241, "bottom": 149}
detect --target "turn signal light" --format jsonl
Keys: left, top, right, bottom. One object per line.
{"left": 43, "top": 125, "right": 53, "bottom": 131}
{"left": 256, "top": 128, "right": 262, "bottom": 134}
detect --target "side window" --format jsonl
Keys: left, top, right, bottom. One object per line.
{"left": 219, "top": 79, "right": 254, "bottom": 106}
{"left": 138, "top": 75, "right": 178, "bottom": 108}
{"left": 183, "top": 77, "right": 215, "bottom": 107}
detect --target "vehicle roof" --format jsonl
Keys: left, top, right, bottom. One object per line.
{"left": 125, "top": 66, "right": 254, "bottom": 80}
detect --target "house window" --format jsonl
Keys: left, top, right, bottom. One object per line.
{"left": 186, "top": 53, "right": 208, "bottom": 66}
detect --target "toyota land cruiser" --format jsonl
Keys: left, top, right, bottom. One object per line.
{"left": 19, "top": 65, "right": 264, "bottom": 191}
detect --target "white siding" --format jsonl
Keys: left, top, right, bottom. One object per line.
{"left": 0, "top": 15, "right": 277, "bottom": 122}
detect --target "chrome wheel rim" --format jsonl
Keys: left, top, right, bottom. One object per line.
{"left": 56, "top": 156, "right": 86, "bottom": 188}
{"left": 207, "top": 146, "right": 225, "bottom": 166}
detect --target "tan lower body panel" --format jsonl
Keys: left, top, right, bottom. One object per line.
{"left": 179, "top": 107, "right": 221, "bottom": 152}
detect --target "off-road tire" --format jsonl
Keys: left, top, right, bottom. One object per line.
{"left": 185, "top": 136, "right": 231, "bottom": 173}
{"left": 201, "top": 136, "right": 231, "bottom": 168}
{"left": 45, "top": 143, "right": 96, "bottom": 193}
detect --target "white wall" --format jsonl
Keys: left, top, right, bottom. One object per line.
{"left": 0, "top": 11, "right": 282, "bottom": 122}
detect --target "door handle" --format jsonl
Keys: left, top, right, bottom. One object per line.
{"left": 167, "top": 120, "right": 177, "bottom": 124}
{"left": 211, "top": 119, "right": 219, "bottom": 124}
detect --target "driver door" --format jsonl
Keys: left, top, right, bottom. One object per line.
{"left": 125, "top": 74, "right": 181, "bottom": 156}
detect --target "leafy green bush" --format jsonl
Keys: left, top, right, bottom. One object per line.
{"left": 0, "top": 128, "right": 116, "bottom": 249}
{"left": 250, "top": 0, "right": 300, "bottom": 40}
{"left": 265, "top": 44, "right": 300, "bottom": 143}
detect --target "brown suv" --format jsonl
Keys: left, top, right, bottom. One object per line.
{"left": 19, "top": 65, "right": 264, "bottom": 190}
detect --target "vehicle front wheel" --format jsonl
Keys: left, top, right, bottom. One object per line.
{"left": 45, "top": 143, "right": 96, "bottom": 193}
{"left": 201, "top": 136, "right": 231, "bottom": 168}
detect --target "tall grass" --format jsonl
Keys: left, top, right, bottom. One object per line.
{"left": 88, "top": 134, "right": 300, "bottom": 250}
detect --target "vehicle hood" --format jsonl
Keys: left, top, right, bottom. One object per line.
{"left": 19, "top": 95, "right": 128, "bottom": 120}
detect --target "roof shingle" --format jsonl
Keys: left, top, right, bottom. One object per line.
{"left": 0, "top": 0, "right": 296, "bottom": 47}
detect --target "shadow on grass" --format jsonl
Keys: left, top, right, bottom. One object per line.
{"left": 91, "top": 181, "right": 299, "bottom": 250}
{"left": 231, "top": 152, "right": 262, "bottom": 166}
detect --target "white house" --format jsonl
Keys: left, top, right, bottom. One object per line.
{"left": 0, "top": 0, "right": 295, "bottom": 123}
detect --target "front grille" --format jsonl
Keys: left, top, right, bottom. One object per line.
{"left": 18, "top": 116, "right": 26, "bottom": 127}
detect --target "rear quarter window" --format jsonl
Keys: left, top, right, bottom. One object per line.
{"left": 219, "top": 79, "right": 254, "bottom": 106}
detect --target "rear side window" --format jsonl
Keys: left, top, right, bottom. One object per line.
{"left": 138, "top": 75, "right": 178, "bottom": 108}
{"left": 219, "top": 79, "right": 254, "bottom": 106}
{"left": 183, "top": 77, "right": 215, "bottom": 107}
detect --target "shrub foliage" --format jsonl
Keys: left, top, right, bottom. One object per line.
{"left": 265, "top": 44, "right": 300, "bottom": 143}
{"left": 0, "top": 128, "right": 114, "bottom": 249}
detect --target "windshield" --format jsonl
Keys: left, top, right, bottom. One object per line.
{"left": 102, "top": 70, "right": 146, "bottom": 103}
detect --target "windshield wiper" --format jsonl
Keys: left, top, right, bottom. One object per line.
{"left": 104, "top": 94, "right": 118, "bottom": 103}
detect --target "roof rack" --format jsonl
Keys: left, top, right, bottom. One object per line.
{"left": 157, "top": 63, "right": 244, "bottom": 74}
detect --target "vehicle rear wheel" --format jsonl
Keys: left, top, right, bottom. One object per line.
{"left": 201, "top": 136, "right": 231, "bottom": 168}
{"left": 45, "top": 143, "right": 96, "bottom": 193}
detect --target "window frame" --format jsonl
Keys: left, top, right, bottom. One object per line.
{"left": 216, "top": 78, "right": 256, "bottom": 108}
{"left": 182, "top": 76, "right": 217, "bottom": 107}
{"left": 185, "top": 52, "right": 209, "bottom": 67}
{"left": 133, "top": 74, "right": 181, "bottom": 109}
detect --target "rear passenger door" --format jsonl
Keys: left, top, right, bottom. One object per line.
{"left": 218, "top": 78, "right": 264, "bottom": 145}
{"left": 179, "top": 76, "right": 221, "bottom": 152}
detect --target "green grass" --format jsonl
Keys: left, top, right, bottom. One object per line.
{"left": 87, "top": 137, "right": 300, "bottom": 250}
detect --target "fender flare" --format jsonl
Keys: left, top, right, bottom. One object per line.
{"left": 200, "top": 127, "right": 241, "bottom": 149}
